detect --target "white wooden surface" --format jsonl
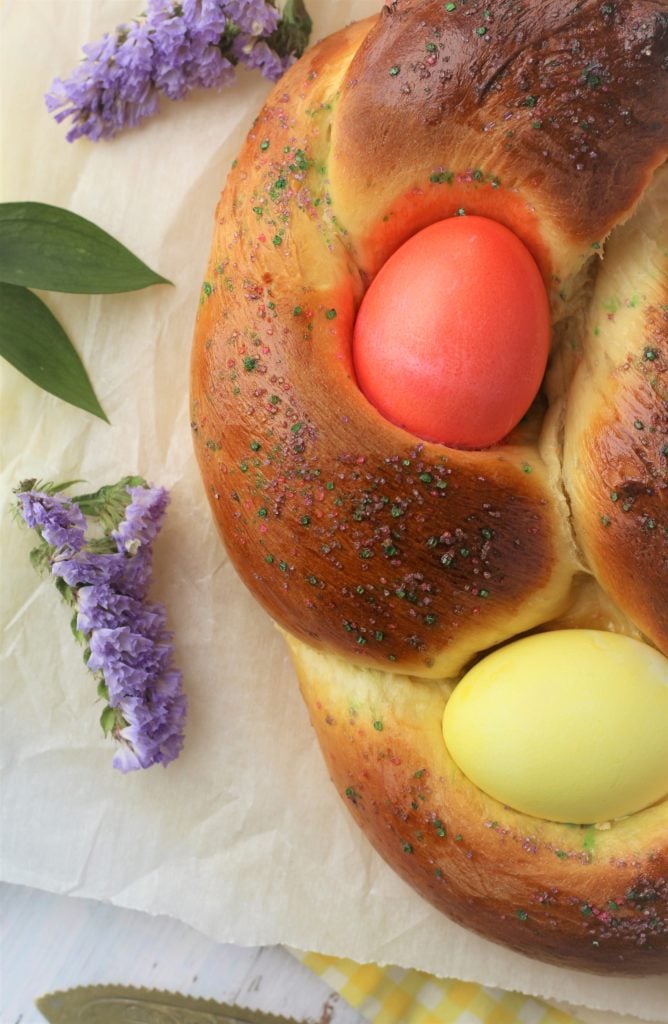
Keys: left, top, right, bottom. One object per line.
{"left": 0, "top": 883, "right": 364, "bottom": 1024}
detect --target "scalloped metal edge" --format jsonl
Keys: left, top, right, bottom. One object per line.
{"left": 35, "top": 985, "right": 308, "bottom": 1024}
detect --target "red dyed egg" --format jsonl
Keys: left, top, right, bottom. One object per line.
{"left": 352, "top": 216, "right": 550, "bottom": 448}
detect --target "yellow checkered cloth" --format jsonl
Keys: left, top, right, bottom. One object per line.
{"left": 293, "top": 950, "right": 582, "bottom": 1024}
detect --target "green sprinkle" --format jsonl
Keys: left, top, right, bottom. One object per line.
{"left": 389, "top": 65, "right": 400, "bottom": 77}
{"left": 356, "top": 635, "right": 367, "bottom": 646}
{"left": 520, "top": 95, "right": 538, "bottom": 108}
{"left": 555, "top": 850, "right": 568, "bottom": 859}
{"left": 430, "top": 171, "right": 454, "bottom": 184}
{"left": 265, "top": 554, "right": 274, "bottom": 564}
{"left": 279, "top": 560, "right": 288, "bottom": 572}
{"left": 532, "top": 120, "right": 543, "bottom": 130}
{"left": 391, "top": 505, "right": 404, "bottom": 518}
{"left": 243, "top": 356, "right": 258, "bottom": 372}
{"left": 239, "top": 462, "right": 248, "bottom": 473}
{"left": 414, "top": 769, "right": 426, "bottom": 778}
{"left": 426, "top": 41, "right": 437, "bottom": 53}
{"left": 293, "top": 306, "right": 302, "bottom": 316}
{"left": 424, "top": 613, "right": 437, "bottom": 625}
{"left": 517, "top": 909, "right": 528, "bottom": 921}
{"left": 643, "top": 347, "right": 658, "bottom": 361}
{"left": 402, "top": 842, "right": 413, "bottom": 854}
{"left": 476, "top": 25, "right": 487, "bottom": 35}
{"left": 522, "top": 462, "right": 533, "bottom": 473}
{"left": 291, "top": 421, "right": 303, "bottom": 434}
{"left": 479, "top": 588, "right": 490, "bottom": 598}
{"left": 610, "top": 491, "right": 618, "bottom": 501}
{"left": 300, "top": 516, "right": 311, "bottom": 526}
{"left": 454, "top": 834, "right": 462, "bottom": 842}
{"left": 583, "top": 829, "right": 596, "bottom": 852}
{"left": 203, "top": 281, "right": 212, "bottom": 296}
{"left": 270, "top": 394, "right": 280, "bottom": 405}
{"left": 252, "top": 206, "right": 263, "bottom": 216}
{"left": 260, "top": 139, "right": 270, "bottom": 151}
{"left": 591, "top": 241, "right": 601, "bottom": 250}
{"left": 472, "top": 168, "right": 484, "bottom": 181}
{"left": 600, "top": 515, "right": 611, "bottom": 527}
{"left": 359, "top": 547, "right": 373, "bottom": 559}
{"left": 581, "top": 904, "right": 593, "bottom": 916}
{"left": 445, "top": 2, "right": 456, "bottom": 9}
{"left": 294, "top": 149, "right": 309, "bottom": 171}
{"left": 419, "top": 473, "right": 433, "bottom": 483}
{"left": 634, "top": 419, "right": 644, "bottom": 430}
{"left": 373, "top": 720, "right": 383, "bottom": 731}
{"left": 325, "top": 308, "right": 337, "bottom": 320}
{"left": 608, "top": 900, "right": 619, "bottom": 911}
{"left": 374, "top": 631, "right": 385, "bottom": 642}
{"left": 435, "top": 867, "right": 444, "bottom": 878}
{"left": 272, "top": 235, "right": 282, "bottom": 247}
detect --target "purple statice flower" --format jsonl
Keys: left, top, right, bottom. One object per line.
{"left": 16, "top": 491, "right": 86, "bottom": 553}
{"left": 114, "top": 668, "right": 186, "bottom": 770}
{"left": 15, "top": 479, "right": 187, "bottom": 772}
{"left": 232, "top": 35, "right": 292, "bottom": 78}
{"left": 46, "top": 0, "right": 311, "bottom": 142}
{"left": 222, "top": 0, "right": 280, "bottom": 35}
{"left": 113, "top": 484, "right": 169, "bottom": 551}
{"left": 52, "top": 547, "right": 153, "bottom": 599}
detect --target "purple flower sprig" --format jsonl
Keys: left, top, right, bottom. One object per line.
{"left": 15, "top": 477, "right": 187, "bottom": 772}
{"left": 46, "top": 0, "right": 313, "bottom": 142}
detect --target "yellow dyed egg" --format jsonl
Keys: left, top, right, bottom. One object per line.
{"left": 442, "top": 629, "right": 668, "bottom": 824}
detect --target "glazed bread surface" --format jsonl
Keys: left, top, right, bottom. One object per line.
{"left": 191, "top": 0, "right": 668, "bottom": 974}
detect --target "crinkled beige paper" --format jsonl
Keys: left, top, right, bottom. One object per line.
{"left": 1, "top": 3, "right": 666, "bottom": 1021}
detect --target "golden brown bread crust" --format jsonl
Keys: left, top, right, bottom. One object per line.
{"left": 191, "top": 0, "right": 668, "bottom": 974}
{"left": 563, "top": 173, "right": 668, "bottom": 652}
{"left": 190, "top": 14, "right": 582, "bottom": 681}
{"left": 289, "top": 637, "right": 668, "bottom": 974}
{"left": 330, "top": 0, "right": 668, "bottom": 284}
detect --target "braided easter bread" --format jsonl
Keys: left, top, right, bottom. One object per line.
{"left": 191, "top": 0, "right": 668, "bottom": 974}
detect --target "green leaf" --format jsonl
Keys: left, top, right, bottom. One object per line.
{"left": 269, "top": 0, "right": 312, "bottom": 59}
{"left": 100, "top": 705, "right": 117, "bottom": 737}
{"left": 0, "top": 202, "right": 171, "bottom": 294}
{"left": 0, "top": 283, "right": 108, "bottom": 421}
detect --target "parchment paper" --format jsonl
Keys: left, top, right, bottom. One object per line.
{"left": 1, "top": 3, "right": 666, "bottom": 1021}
